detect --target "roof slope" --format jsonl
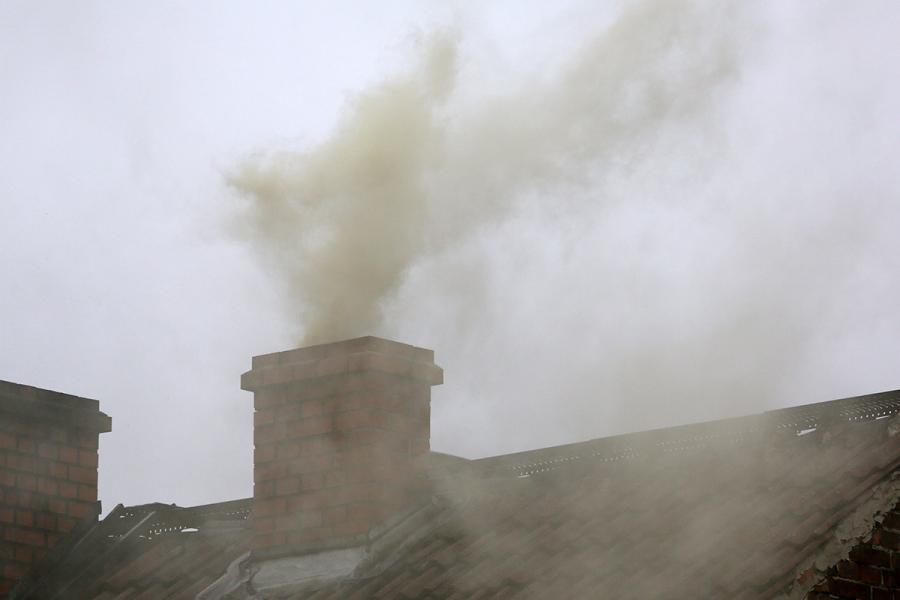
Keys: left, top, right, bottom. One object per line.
{"left": 14, "top": 390, "right": 900, "bottom": 600}
{"left": 9, "top": 500, "right": 251, "bottom": 600}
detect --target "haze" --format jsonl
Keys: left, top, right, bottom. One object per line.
{"left": 1, "top": 0, "right": 899, "bottom": 511}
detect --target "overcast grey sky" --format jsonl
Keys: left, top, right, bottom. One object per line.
{"left": 2, "top": 1, "right": 899, "bottom": 511}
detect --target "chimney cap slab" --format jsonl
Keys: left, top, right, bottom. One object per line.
{"left": 0, "top": 379, "right": 111, "bottom": 433}
{"left": 242, "top": 336, "right": 442, "bottom": 391}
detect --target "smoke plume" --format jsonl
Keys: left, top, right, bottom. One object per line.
{"left": 228, "top": 0, "right": 742, "bottom": 344}
{"left": 228, "top": 0, "right": 900, "bottom": 452}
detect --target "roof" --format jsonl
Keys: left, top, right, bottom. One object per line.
{"left": 10, "top": 499, "right": 251, "bottom": 600}
{"left": 13, "top": 389, "right": 900, "bottom": 599}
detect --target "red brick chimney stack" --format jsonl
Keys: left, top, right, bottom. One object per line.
{"left": 0, "top": 381, "right": 111, "bottom": 596}
{"left": 241, "top": 336, "right": 442, "bottom": 559}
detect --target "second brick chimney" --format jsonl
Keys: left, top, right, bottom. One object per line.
{"left": 241, "top": 336, "right": 442, "bottom": 560}
{"left": 0, "top": 380, "right": 111, "bottom": 596}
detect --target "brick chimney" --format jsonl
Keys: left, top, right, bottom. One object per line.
{"left": 0, "top": 380, "right": 111, "bottom": 596}
{"left": 241, "top": 336, "right": 442, "bottom": 560}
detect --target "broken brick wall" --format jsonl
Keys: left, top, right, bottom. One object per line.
{"left": 807, "top": 499, "right": 900, "bottom": 600}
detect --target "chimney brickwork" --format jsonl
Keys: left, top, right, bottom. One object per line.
{"left": 241, "top": 336, "right": 442, "bottom": 559}
{"left": 0, "top": 380, "right": 111, "bottom": 597}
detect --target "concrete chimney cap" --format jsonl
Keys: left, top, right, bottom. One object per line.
{"left": 241, "top": 336, "right": 443, "bottom": 391}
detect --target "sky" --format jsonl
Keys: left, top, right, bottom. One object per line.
{"left": 1, "top": 1, "right": 899, "bottom": 511}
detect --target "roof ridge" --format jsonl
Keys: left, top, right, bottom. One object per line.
{"left": 472, "top": 388, "right": 900, "bottom": 478}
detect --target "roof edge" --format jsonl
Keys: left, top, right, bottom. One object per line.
{"left": 473, "top": 388, "right": 900, "bottom": 478}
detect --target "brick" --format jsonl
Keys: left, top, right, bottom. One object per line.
{"left": 37, "top": 443, "right": 57, "bottom": 460}
{"left": 323, "top": 506, "right": 348, "bottom": 526}
{"left": 0, "top": 433, "right": 15, "bottom": 449}
{"left": 253, "top": 389, "right": 286, "bottom": 411}
{"left": 334, "top": 393, "right": 366, "bottom": 413}
{"left": 261, "top": 365, "right": 295, "bottom": 386}
{"left": 17, "top": 438, "right": 35, "bottom": 454}
{"left": 58, "top": 481, "right": 78, "bottom": 499}
{"left": 336, "top": 482, "right": 382, "bottom": 506}
{"left": 8, "top": 454, "right": 34, "bottom": 472}
{"left": 57, "top": 516, "right": 76, "bottom": 533}
{"left": 859, "top": 564, "right": 882, "bottom": 585}
{"left": 47, "top": 498, "right": 65, "bottom": 514}
{"left": 286, "top": 527, "right": 330, "bottom": 547}
{"left": 48, "top": 427, "right": 68, "bottom": 444}
{"left": 275, "top": 441, "right": 301, "bottom": 461}
{"left": 77, "top": 484, "right": 95, "bottom": 502}
{"left": 287, "top": 453, "right": 334, "bottom": 476}
{"left": 331, "top": 518, "right": 370, "bottom": 539}
{"left": 315, "top": 355, "right": 349, "bottom": 378}
{"left": 254, "top": 480, "right": 275, "bottom": 499}
{"left": 275, "top": 510, "right": 323, "bottom": 532}
{"left": 876, "top": 529, "right": 900, "bottom": 551}
{"left": 4, "top": 527, "right": 44, "bottom": 547}
{"left": 75, "top": 432, "right": 98, "bottom": 449}
{"left": 3, "top": 562, "right": 27, "bottom": 580}
{"left": 299, "top": 472, "right": 325, "bottom": 492}
{"left": 251, "top": 532, "right": 286, "bottom": 550}
{"left": 872, "top": 588, "right": 891, "bottom": 600}
{"left": 823, "top": 577, "right": 868, "bottom": 598}
{"left": 336, "top": 427, "right": 389, "bottom": 447}
{"left": 346, "top": 503, "right": 384, "bottom": 523}
{"left": 15, "top": 474, "right": 36, "bottom": 492}
{"left": 14, "top": 510, "right": 34, "bottom": 528}
{"left": 335, "top": 446, "right": 395, "bottom": 469}
{"left": 253, "top": 517, "right": 274, "bottom": 534}
{"left": 9, "top": 490, "right": 35, "bottom": 509}
{"left": 288, "top": 417, "right": 333, "bottom": 437}
{"left": 254, "top": 443, "right": 276, "bottom": 464}
{"left": 37, "top": 477, "right": 58, "bottom": 496}
{"left": 334, "top": 410, "right": 387, "bottom": 431}
{"left": 254, "top": 425, "right": 276, "bottom": 446}
{"left": 285, "top": 489, "right": 339, "bottom": 513}
{"left": 13, "top": 545, "right": 32, "bottom": 562}
{"left": 323, "top": 470, "right": 345, "bottom": 488}
{"left": 298, "top": 436, "right": 335, "bottom": 457}
{"left": 275, "top": 477, "right": 300, "bottom": 496}
{"left": 34, "top": 512, "right": 56, "bottom": 531}
{"left": 67, "top": 465, "right": 97, "bottom": 485}
{"left": 254, "top": 462, "right": 287, "bottom": 484}
{"left": 253, "top": 497, "right": 287, "bottom": 518}
{"left": 0, "top": 508, "right": 12, "bottom": 524}
{"left": 67, "top": 501, "right": 92, "bottom": 519}
{"left": 300, "top": 400, "right": 325, "bottom": 418}
{"left": 48, "top": 461, "right": 67, "bottom": 478}
{"left": 850, "top": 544, "right": 891, "bottom": 568}
{"left": 58, "top": 446, "right": 77, "bottom": 464}
{"left": 77, "top": 449, "right": 98, "bottom": 468}
{"left": 276, "top": 403, "right": 302, "bottom": 421}
{"left": 32, "top": 457, "right": 51, "bottom": 477}
{"left": 254, "top": 409, "right": 275, "bottom": 427}
{"left": 883, "top": 512, "right": 900, "bottom": 531}
{"left": 410, "top": 439, "right": 430, "bottom": 457}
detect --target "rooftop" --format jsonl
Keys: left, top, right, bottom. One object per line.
{"left": 13, "top": 388, "right": 900, "bottom": 599}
